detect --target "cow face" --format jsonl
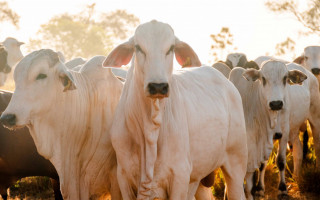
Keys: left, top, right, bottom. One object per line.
{"left": 243, "top": 61, "right": 307, "bottom": 111}
{"left": 303, "top": 46, "right": 320, "bottom": 75}
{"left": 103, "top": 20, "right": 201, "bottom": 99}
{"left": 226, "top": 53, "right": 247, "bottom": 69}
{"left": 0, "top": 47, "right": 11, "bottom": 73}
{"left": 0, "top": 49, "right": 76, "bottom": 128}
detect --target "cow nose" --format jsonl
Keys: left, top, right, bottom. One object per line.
{"left": 269, "top": 101, "right": 283, "bottom": 110}
{"left": 148, "top": 83, "right": 169, "bottom": 96}
{"left": 0, "top": 114, "right": 16, "bottom": 127}
{"left": 273, "top": 132, "right": 282, "bottom": 140}
{"left": 312, "top": 68, "right": 320, "bottom": 75}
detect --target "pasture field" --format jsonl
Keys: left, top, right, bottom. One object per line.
{"left": 1, "top": 76, "right": 320, "bottom": 200}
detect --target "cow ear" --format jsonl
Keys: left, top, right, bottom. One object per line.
{"left": 243, "top": 68, "right": 260, "bottom": 81}
{"left": 244, "top": 61, "right": 260, "bottom": 70}
{"left": 103, "top": 37, "right": 134, "bottom": 67}
{"left": 293, "top": 55, "right": 304, "bottom": 65}
{"left": 58, "top": 66, "right": 76, "bottom": 92}
{"left": 175, "top": 37, "right": 201, "bottom": 67}
{"left": 288, "top": 69, "right": 307, "bottom": 85}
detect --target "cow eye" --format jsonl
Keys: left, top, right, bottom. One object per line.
{"left": 36, "top": 73, "right": 47, "bottom": 80}
{"left": 135, "top": 45, "right": 145, "bottom": 55}
{"left": 262, "top": 77, "right": 266, "bottom": 86}
{"left": 283, "top": 76, "right": 287, "bottom": 85}
{"left": 166, "top": 45, "right": 175, "bottom": 56}
{"left": 305, "top": 56, "right": 308, "bottom": 61}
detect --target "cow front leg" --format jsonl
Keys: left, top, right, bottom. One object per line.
{"left": 255, "top": 161, "right": 267, "bottom": 197}
{"left": 244, "top": 172, "right": 255, "bottom": 200}
{"left": 277, "top": 135, "right": 288, "bottom": 197}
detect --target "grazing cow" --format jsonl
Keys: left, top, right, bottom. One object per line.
{"left": 229, "top": 61, "right": 320, "bottom": 199}
{"left": 0, "top": 90, "right": 62, "bottom": 200}
{"left": 103, "top": 20, "right": 247, "bottom": 200}
{"left": 0, "top": 50, "right": 124, "bottom": 199}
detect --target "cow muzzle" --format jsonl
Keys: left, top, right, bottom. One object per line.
{"left": 147, "top": 82, "right": 169, "bottom": 98}
{"left": 0, "top": 113, "right": 17, "bottom": 128}
{"left": 312, "top": 68, "right": 320, "bottom": 75}
{"left": 269, "top": 100, "right": 283, "bottom": 111}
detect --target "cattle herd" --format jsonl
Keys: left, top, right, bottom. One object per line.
{"left": 0, "top": 20, "right": 319, "bottom": 200}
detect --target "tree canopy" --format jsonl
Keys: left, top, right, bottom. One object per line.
{"left": 210, "top": 27, "right": 237, "bottom": 62}
{"left": 28, "top": 4, "right": 139, "bottom": 60}
{"left": 0, "top": 1, "right": 20, "bottom": 28}
{"left": 266, "top": 0, "right": 320, "bottom": 35}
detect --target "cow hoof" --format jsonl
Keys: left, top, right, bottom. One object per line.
{"left": 277, "top": 192, "right": 289, "bottom": 200}
{"left": 255, "top": 189, "right": 265, "bottom": 197}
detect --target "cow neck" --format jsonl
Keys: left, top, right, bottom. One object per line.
{"left": 122, "top": 62, "right": 166, "bottom": 197}
{"left": 29, "top": 71, "right": 117, "bottom": 198}
{"left": 243, "top": 82, "right": 275, "bottom": 171}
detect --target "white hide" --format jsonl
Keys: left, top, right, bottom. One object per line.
{"left": 212, "top": 62, "right": 231, "bottom": 78}
{"left": 0, "top": 37, "right": 24, "bottom": 86}
{"left": 1, "top": 50, "right": 124, "bottom": 199}
{"left": 104, "top": 20, "right": 247, "bottom": 200}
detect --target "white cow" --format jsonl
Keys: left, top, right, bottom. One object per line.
{"left": 65, "top": 57, "right": 86, "bottom": 69}
{"left": 0, "top": 37, "right": 24, "bottom": 86}
{"left": 229, "top": 61, "right": 320, "bottom": 199}
{"left": 255, "top": 56, "right": 320, "bottom": 172}
{"left": 103, "top": 20, "right": 247, "bottom": 200}
{"left": 212, "top": 62, "right": 231, "bottom": 78}
{"left": 0, "top": 49, "right": 124, "bottom": 199}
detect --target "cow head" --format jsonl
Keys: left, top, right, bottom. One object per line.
{"left": 243, "top": 60, "right": 307, "bottom": 111}
{"left": 103, "top": 20, "right": 201, "bottom": 99}
{"left": 2, "top": 37, "right": 24, "bottom": 67}
{"left": 226, "top": 53, "right": 248, "bottom": 69}
{"left": 0, "top": 49, "right": 76, "bottom": 128}
{"left": 295, "top": 46, "right": 320, "bottom": 75}
{"left": 0, "top": 46, "right": 11, "bottom": 73}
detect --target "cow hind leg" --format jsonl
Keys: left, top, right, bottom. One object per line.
{"left": 221, "top": 156, "right": 246, "bottom": 200}
{"left": 309, "top": 121, "right": 320, "bottom": 169}
{"left": 290, "top": 128, "right": 303, "bottom": 177}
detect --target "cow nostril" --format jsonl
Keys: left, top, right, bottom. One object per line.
{"left": 273, "top": 132, "right": 283, "bottom": 140}
{"left": 148, "top": 83, "right": 169, "bottom": 96}
{"left": 269, "top": 101, "right": 283, "bottom": 111}
{"left": 0, "top": 114, "right": 16, "bottom": 126}
{"left": 312, "top": 68, "right": 320, "bottom": 75}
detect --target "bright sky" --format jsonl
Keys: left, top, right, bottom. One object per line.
{"left": 1, "top": 0, "right": 319, "bottom": 64}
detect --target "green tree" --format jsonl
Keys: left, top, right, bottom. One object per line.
{"left": 210, "top": 27, "right": 237, "bottom": 62}
{"left": 28, "top": 4, "right": 139, "bottom": 60}
{"left": 266, "top": 0, "right": 320, "bottom": 35}
{"left": 0, "top": 1, "right": 19, "bottom": 28}
{"left": 275, "top": 37, "right": 296, "bottom": 58}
